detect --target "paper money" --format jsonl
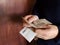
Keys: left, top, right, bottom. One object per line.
{"left": 20, "top": 18, "right": 52, "bottom": 42}
{"left": 23, "top": 17, "right": 52, "bottom": 28}
{"left": 32, "top": 19, "right": 52, "bottom": 28}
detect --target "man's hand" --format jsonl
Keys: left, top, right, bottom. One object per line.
{"left": 23, "top": 15, "right": 59, "bottom": 40}
{"left": 23, "top": 15, "right": 39, "bottom": 27}
{"left": 35, "top": 25, "right": 58, "bottom": 40}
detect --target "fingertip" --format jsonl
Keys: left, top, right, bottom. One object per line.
{"left": 24, "top": 15, "right": 33, "bottom": 20}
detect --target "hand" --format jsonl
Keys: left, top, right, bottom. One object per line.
{"left": 23, "top": 15, "right": 59, "bottom": 40}
{"left": 35, "top": 25, "right": 59, "bottom": 40}
{"left": 23, "top": 15, "right": 39, "bottom": 27}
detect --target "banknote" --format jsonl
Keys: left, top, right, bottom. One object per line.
{"left": 32, "top": 19, "right": 52, "bottom": 28}
{"left": 23, "top": 18, "right": 52, "bottom": 28}
{"left": 21, "top": 18, "right": 52, "bottom": 42}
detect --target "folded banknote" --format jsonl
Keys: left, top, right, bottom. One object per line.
{"left": 23, "top": 18, "right": 52, "bottom": 28}
{"left": 32, "top": 19, "right": 52, "bottom": 28}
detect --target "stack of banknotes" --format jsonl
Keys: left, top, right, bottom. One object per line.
{"left": 25, "top": 19, "right": 52, "bottom": 28}
{"left": 20, "top": 18, "right": 52, "bottom": 43}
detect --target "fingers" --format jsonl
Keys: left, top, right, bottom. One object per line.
{"left": 24, "top": 15, "right": 32, "bottom": 20}
{"left": 35, "top": 25, "right": 59, "bottom": 40}
{"left": 28, "top": 15, "right": 39, "bottom": 23}
{"left": 24, "top": 15, "right": 39, "bottom": 23}
{"left": 23, "top": 15, "right": 39, "bottom": 27}
{"left": 23, "top": 15, "right": 51, "bottom": 28}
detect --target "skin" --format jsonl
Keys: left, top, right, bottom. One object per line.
{"left": 23, "top": 15, "right": 58, "bottom": 40}
{"left": 0, "top": 0, "right": 58, "bottom": 45}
